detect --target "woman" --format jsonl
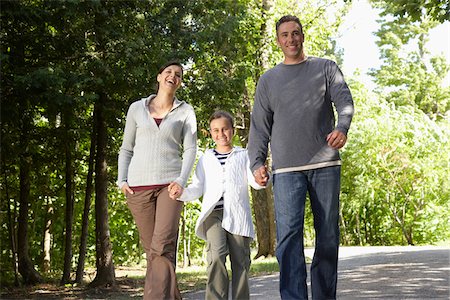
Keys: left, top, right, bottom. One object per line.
{"left": 117, "top": 60, "right": 197, "bottom": 300}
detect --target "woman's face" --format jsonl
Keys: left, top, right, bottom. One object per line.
{"left": 157, "top": 65, "right": 183, "bottom": 92}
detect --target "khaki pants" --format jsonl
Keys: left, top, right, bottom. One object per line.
{"left": 127, "top": 187, "right": 183, "bottom": 300}
{"left": 204, "top": 209, "right": 251, "bottom": 300}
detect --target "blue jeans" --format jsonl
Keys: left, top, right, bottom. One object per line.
{"left": 273, "top": 166, "right": 340, "bottom": 300}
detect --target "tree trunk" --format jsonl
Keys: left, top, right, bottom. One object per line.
{"left": 260, "top": 0, "right": 274, "bottom": 70}
{"left": 3, "top": 167, "right": 20, "bottom": 286}
{"left": 75, "top": 108, "right": 97, "bottom": 284}
{"left": 238, "top": 0, "right": 277, "bottom": 255}
{"left": 89, "top": 93, "right": 115, "bottom": 288}
{"left": 61, "top": 111, "right": 75, "bottom": 284}
{"left": 187, "top": 234, "right": 191, "bottom": 267}
{"left": 11, "top": 23, "right": 43, "bottom": 286}
{"left": 18, "top": 152, "right": 43, "bottom": 284}
{"left": 252, "top": 188, "right": 276, "bottom": 258}
{"left": 339, "top": 207, "right": 346, "bottom": 245}
{"left": 252, "top": 0, "right": 276, "bottom": 259}
{"left": 182, "top": 206, "right": 188, "bottom": 268}
{"left": 42, "top": 198, "right": 53, "bottom": 273}
{"left": 238, "top": 82, "right": 276, "bottom": 258}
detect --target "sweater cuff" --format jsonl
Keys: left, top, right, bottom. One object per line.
{"left": 173, "top": 177, "right": 186, "bottom": 188}
{"left": 335, "top": 126, "right": 349, "bottom": 136}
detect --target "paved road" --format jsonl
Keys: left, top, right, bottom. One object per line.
{"left": 182, "top": 246, "right": 450, "bottom": 299}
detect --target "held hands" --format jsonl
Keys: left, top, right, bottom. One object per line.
{"left": 253, "top": 165, "right": 269, "bottom": 186}
{"left": 327, "top": 130, "right": 347, "bottom": 150}
{"left": 168, "top": 182, "right": 183, "bottom": 200}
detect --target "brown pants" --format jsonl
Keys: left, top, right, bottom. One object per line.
{"left": 127, "top": 187, "right": 183, "bottom": 300}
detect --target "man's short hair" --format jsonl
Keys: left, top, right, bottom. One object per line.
{"left": 276, "top": 15, "right": 303, "bottom": 34}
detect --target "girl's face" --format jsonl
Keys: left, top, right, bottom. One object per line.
{"left": 157, "top": 65, "right": 183, "bottom": 92}
{"left": 210, "top": 117, "right": 234, "bottom": 151}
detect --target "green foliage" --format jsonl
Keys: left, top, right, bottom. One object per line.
{"left": 343, "top": 0, "right": 450, "bottom": 246}
{"left": 108, "top": 189, "right": 144, "bottom": 266}
{"left": 369, "top": 17, "right": 450, "bottom": 117}
{"left": 340, "top": 81, "right": 450, "bottom": 245}
{"left": 257, "top": 0, "right": 350, "bottom": 67}
{"left": 180, "top": 0, "right": 264, "bottom": 142}
{"left": 371, "top": 0, "right": 450, "bottom": 23}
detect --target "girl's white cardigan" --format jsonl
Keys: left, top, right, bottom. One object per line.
{"left": 179, "top": 147, "right": 264, "bottom": 240}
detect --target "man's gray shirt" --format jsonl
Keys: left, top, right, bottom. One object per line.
{"left": 248, "top": 57, "right": 354, "bottom": 174}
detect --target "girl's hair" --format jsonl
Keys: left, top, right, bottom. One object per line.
{"left": 276, "top": 15, "right": 303, "bottom": 34}
{"left": 155, "top": 60, "right": 183, "bottom": 92}
{"left": 209, "top": 110, "right": 234, "bottom": 128}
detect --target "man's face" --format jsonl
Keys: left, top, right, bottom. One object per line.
{"left": 276, "top": 21, "right": 304, "bottom": 63}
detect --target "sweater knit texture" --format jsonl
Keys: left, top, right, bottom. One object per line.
{"left": 248, "top": 57, "right": 354, "bottom": 174}
{"left": 179, "top": 147, "right": 264, "bottom": 240}
{"left": 117, "top": 95, "right": 197, "bottom": 188}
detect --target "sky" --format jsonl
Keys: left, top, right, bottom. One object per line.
{"left": 335, "top": 0, "right": 450, "bottom": 89}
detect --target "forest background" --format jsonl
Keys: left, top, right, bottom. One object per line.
{"left": 1, "top": 0, "right": 449, "bottom": 289}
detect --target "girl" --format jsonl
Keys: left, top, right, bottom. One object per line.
{"left": 177, "top": 110, "right": 267, "bottom": 300}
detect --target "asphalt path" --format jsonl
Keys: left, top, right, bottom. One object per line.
{"left": 182, "top": 246, "right": 450, "bottom": 299}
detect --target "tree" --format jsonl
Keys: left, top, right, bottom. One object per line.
{"left": 61, "top": 110, "right": 75, "bottom": 284}
{"left": 349, "top": 0, "right": 450, "bottom": 245}
{"left": 370, "top": 0, "right": 450, "bottom": 23}
{"left": 75, "top": 111, "right": 96, "bottom": 283}
{"left": 249, "top": 0, "right": 277, "bottom": 259}
{"left": 90, "top": 94, "right": 116, "bottom": 287}
{"left": 340, "top": 79, "right": 450, "bottom": 245}
{"left": 369, "top": 17, "right": 450, "bottom": 118}
{"left": 1, "top": 0, "right": 47, "bottom": 284}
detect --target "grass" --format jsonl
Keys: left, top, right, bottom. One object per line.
{"left": 435, "top": 239, "right": 450, "bottom": 247}
{"left": 176, "top": 249, "right": 318, "bottom": 293}
{"left": 177, "top": 252, "right": 279, "bottom": 293}
{"left": 0, "top": 257, "right": 280, "bottom": 300}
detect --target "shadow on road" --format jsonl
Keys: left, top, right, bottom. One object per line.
{"left": 338, "top": 249, "right": 449, "bottom": 299}
{"left": 183, "top": 246, "right": 450, "bottom": 300}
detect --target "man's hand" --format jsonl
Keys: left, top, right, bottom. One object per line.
{"left": 327, "top": 130, "right": 347, "bottom": 150}
{"left": 253, "top": 165, "right": 269, "bottom": 186}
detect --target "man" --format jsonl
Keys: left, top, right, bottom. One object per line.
{"left": 248, "top": 15, "right": 354, "bottom": 299}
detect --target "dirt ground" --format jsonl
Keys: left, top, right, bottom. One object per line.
{"left": 1, "top": 267, "right": 146, "bottom": 299}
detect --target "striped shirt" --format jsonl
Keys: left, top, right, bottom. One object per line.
{"left": 213, "top": 149, "right": 231, "bottom": 210}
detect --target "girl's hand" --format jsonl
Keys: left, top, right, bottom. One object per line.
{"left": 253, "top": 166, "right": 269, "bottom": 186}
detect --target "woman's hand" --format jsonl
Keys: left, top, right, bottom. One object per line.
{"left": 121, "top": 183, "right": 134, "bottom": 195}
{"left": 168, "top": 182, "right": 183, "bottom": 200}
